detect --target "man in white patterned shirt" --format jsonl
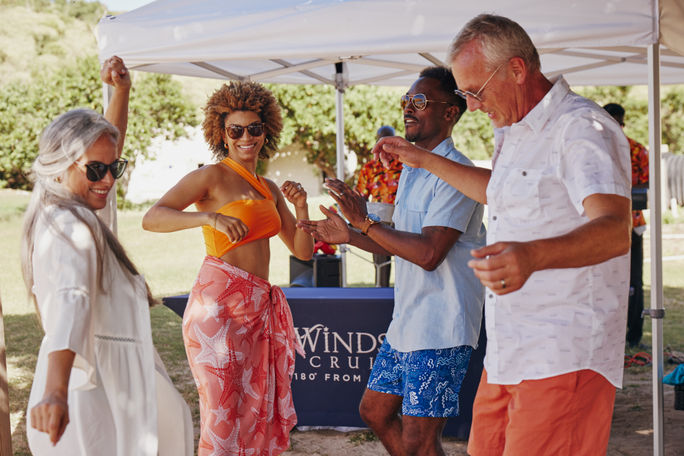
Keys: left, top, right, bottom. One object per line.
{"left": 373, "top": 13, "right": 631, "bottom": 455}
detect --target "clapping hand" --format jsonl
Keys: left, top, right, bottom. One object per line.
{"left": 280, "top": 181, "right": 307, "bottom": 209}
{"left": 297, "top": 205, "right": 351, "bottom": 244}
{"left": 323, "top": 178, "right": 367, "bottom": 229}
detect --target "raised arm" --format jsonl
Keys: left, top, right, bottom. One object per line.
{"left": 321, "top": 179, "right": 462, "bottom": 270}
{"left": 100, "top": 56, "right": 131, "bottom": 158}
{"left": 373, "top": 136, "right": 491, "bottom": 204}
{"left": 296, "top": 204, "right": 393, "bottom": 256}
{"left": 273, "top": 180, "right": 314, "bottom": 261}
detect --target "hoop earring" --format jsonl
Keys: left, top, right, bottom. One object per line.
{"left": 224, "top": 143, "right": 229, "bottom": 149}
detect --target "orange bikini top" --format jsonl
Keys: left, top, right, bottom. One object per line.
{"left": 202, "top": 157, "right": 281, "bottom": 257}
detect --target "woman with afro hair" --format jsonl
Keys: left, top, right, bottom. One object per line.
{"left": 143, "top": 81, "right": 313, "bottom": 455}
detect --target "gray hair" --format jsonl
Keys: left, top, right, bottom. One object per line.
{"left": 448, "top": 14, "right": 540, "bottom": 73}
{"left": 21, "top": 109, "right": 155, "bottom": 316}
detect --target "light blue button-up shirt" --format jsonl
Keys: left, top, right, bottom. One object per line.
{"left": 386, "top": 137, "right": 486, "bottom": 352}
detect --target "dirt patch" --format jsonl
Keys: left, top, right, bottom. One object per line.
{"left": 282, "top": 367, "right": 684, "bottom": 456}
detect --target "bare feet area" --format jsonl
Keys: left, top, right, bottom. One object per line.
{"left": 283, "top": 368, "right": 684, "bottom": 456}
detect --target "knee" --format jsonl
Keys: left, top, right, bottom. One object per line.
{"left": 359, "top": 398, "right": 393, "bottom": 429}
{"left": 358, "top": 398, "right": 378, "bottom": 426}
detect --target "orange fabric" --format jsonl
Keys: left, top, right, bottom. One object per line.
{"left": 183, "top": 256, "right": 304, "bottom": 456}
{"left": 202, "top": 156, "right": 281, "bottom": 257}
{"left": 355, "top": 158, "right": 403, "bottom": 204}
{"left": 467, "top": 369, "right": 616, "bottom": 456}
{"left": 628, "top": 136, "right": 649, "bottom": 228}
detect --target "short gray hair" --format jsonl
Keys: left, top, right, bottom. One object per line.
{"left": 448, "top": 14, "right": 540, "bottom": 73}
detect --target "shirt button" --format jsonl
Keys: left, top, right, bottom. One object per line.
{"left": 522, "top": 171, "right": 527, "bottom": 176}
{"left": 489, "top": 294, "right": 494, "bottom": 299}
{"left": 492, "top": 215, "right": 497, "bottom": 221}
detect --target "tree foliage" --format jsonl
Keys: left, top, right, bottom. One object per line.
{"left": 269, "top": 84, "right": 403, "bottom": 179}
{"left": 269, "top": 82, "right": 495, "bottom": 181}
{"left": 662, "top": 87, "right": 684, "bottom": 154}
{"left": 575, "top": 84, "right": 684, "bottom": 155}
{"left": 0, "top": 56, "right": 198, "bottom": 201}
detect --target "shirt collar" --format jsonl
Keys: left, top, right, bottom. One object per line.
{"left": 516, "top": 76, "right": 570, "bottom": 135}
{"left": 404, "top": 137, "right": 454, "bottom": 172}
{"left": 429, "top": 137, "right": 455, "bottom": 158}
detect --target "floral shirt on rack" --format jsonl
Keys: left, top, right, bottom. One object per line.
{"left": 628, "top": 136, "right": 649, "bottom": 229}
{"left": 355, "top": 158, "right": 403, "bottom": 203}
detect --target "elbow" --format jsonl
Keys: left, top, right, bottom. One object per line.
{"left": 611, "top": 218, "right": 632, "bottom": 258}
{"left": 296, "top": 251, "right": 314, "bottom": 262}
{"left": 619, "top": 228, "right": 632, "bottom": 256}
{"left": 293, "top": 244, "right": 315, "bottom": 262}
{"left": 141, "top": 209, "right": 159, "bottom": 232}
{"left": 141, "top": 214, "right": 153, "bottom": 232}
{"left": 416, "top": 249, "right": 445, "bottom": 271}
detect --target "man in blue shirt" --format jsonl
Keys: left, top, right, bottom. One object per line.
{"left": 297, "top": 66, "right": 485, "bottom": 456}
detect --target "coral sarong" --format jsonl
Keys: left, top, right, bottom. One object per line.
{"left": 183, "top": 256, "right": 304, "bottom": 456}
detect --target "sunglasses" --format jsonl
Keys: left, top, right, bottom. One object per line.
{"left": 225, "top": 122, "right": 265, "bottom": 140}
{"left": 400, "top": 93, "right": 452, "bottom": 111}
{"left": 454, "top": 62, "right": 505, "bottom": 102}
{"left": 75, "top": 158, "right": 128, "bottom": 182}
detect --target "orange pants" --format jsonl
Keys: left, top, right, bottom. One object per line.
{"left": 468, "top": 369, "right": 616, "bottom": 456}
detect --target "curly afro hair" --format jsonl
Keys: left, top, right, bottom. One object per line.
{"left": 202, "top": 81, "right": 283, "bottom": 161}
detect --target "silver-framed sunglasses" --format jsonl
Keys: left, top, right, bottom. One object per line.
{"left": 400, "top": 93, "right": 452, "bottom": 111}
{"left": 454, "top": 62, "right": 505, "bottom": 102}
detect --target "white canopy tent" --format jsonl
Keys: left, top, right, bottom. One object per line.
{"left": 97, "top": 1, "right": 684, "bottom": 454}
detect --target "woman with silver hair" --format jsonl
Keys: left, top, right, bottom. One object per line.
{"left": 22, "top": 57, "right": 193, "bottom": 456}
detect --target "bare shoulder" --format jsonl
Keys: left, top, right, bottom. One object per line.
{"left": 190, "top": 161, "right": 236, "bottom": 187}
{"left": 263, "top": 177, "right": 282, "bottom": 195}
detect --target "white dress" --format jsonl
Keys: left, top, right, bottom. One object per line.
{"left": 26, "top": 206, "right": 194, "bottom": 456}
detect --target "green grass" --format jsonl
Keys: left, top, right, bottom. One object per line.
{"left": 2, "top": 190, "right": 684, "bottom": 454}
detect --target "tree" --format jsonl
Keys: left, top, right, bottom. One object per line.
{"left": 269, "top": 82, "right": 494, "bottom": 182}
{"left": 0, "top": 56, "right": 198, "bottom": 204}
{"left": 662, "top": 87, "right": 684, "bottom": 154}
{"left": 269, "top": 83, "right": 404, "bottom": 181}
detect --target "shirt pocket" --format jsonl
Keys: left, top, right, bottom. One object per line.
{"left": 393, "top": 202, "right": 427, "bottom": 234}
{"left": 496, "top": 168, "right": 546, "bottom": 223}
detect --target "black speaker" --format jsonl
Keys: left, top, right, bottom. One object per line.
{"left": 289, "top": 254, "right": 342, "bottom": 287}
{"left": 632, "top": 187, "right": 647, "bottom": 211}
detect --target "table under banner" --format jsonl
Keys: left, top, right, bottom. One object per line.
{"left": 163, "top": 287, "right": 486, "bottom": 439}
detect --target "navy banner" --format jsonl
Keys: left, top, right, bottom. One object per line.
{"left": 163, "top": 287, "right": 485, "bottom": 439}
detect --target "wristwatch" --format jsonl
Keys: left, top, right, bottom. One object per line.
{"left": 361, "top": 213, "right": 382, "bottom": 235}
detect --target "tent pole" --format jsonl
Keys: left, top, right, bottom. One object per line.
{"left": 647, "top": 43, "right": 665, "bottom": 456}
{"left": 97, "top": 82, "right": 118, "bottom": 235}
{"left": 335, "top": 62, "right": 348, "bottom": 287}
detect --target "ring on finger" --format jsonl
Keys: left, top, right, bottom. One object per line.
{"left": 501, "top": 279, "right": 506, "bottom": 289}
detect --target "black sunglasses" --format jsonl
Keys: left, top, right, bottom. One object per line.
{"left": 225, "top": 122, "right": 265, "bottom": 140}
{"left": 400, "top": 93, "right": 452, "bottom": 111}
{"left": 76, "top": 158, "right": 128, "bottom": 182}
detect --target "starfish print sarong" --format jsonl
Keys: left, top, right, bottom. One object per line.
{"left": 183, "top": 255, "right": 304, "bottom": 455}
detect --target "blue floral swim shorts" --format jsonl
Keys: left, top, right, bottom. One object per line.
{"left": 367, "top": 339, "right": 472, "bottom": 417}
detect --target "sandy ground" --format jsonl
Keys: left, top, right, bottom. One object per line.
{"left": 281, "top": 367, "right": 684, "bottom": 456}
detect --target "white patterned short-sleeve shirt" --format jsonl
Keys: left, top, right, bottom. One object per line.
{"left": 484, "top": 77, "right": 631, "bottom": 387}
